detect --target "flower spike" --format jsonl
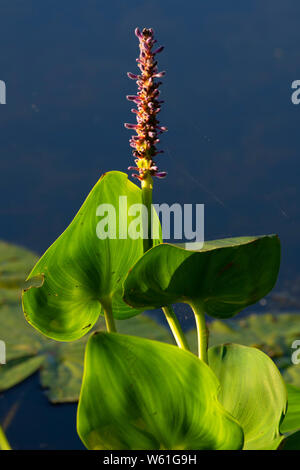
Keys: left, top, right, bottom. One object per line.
{"left": 125, "top": 27, "right": 167, "bottom": 181}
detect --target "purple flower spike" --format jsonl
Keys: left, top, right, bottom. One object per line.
{"left": 125, "top": 27, "right": 167, "bottom": 181}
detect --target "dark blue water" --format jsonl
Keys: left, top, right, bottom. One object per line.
{"left": 0, "top": 0, "right": 300, "bottom": 449}
{"left": 0, "top": 374, "right": 84, "bottom": 449}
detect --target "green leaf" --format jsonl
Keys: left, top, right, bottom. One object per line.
{"left": 208, "top": 343, "right": 287, "bottom": 450}
{"left": 22, "top": 171, "right": 161, "bottom": 341}
{"left": 39, "top": 340, "right": 87, "bottom": 403}
{"left": 77, "top": 332, "right": 244, "bottom": 450}
{"left": 0, "top": 355, "right": 45, "bottom": 389}
{"left": 280, "top": 384, "right": 300, "bottom": 434}
{"left": 124, "top": 235, "right": 280, "bottom": 319}
{"left": 0, "top": 304, "right": 45, "bottom": 363}
{"left": 0, "top": 425, "right": 11, "bottom": 450}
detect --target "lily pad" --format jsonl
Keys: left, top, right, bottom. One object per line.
{"left": 77, "top": 332, "right": 244, "bottom": 450}
{"left": 0, "top": 241, "right": 38, "bottom": 306}
{"left": 124, "top": 235, "right": 280, "bottom": 319}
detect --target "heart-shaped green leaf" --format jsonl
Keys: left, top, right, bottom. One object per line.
{"left": 123, "top": 236, "right": 280, "bottom": 319}
{"left": 208, "top": 343, "right": 287, "bottom": 450}
{"left": 22, "top": 171, "right": 161, "bottom": 341}
{"left": 77, "top": 332, "right": 244, "bottom": 450}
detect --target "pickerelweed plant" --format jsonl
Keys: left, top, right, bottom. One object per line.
{"left": 20, "top": 28, "right": 299, "bottom": 451}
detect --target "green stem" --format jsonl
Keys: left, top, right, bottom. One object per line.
{"left": 140, "top": 175, "right": 190, "bottom": 351}
{"left": 191, "top": 301, "right": 208, "bottom": 363}
{"left": 0, "top": 425, "right": 11, "bottom": 450}
{"left": 102, "top": 299, "right": 116, "bottom": 333}
{"left": 141, "top": 173, "right": 153, "bottom": 252}
{"left": 141, "top": 176, "right": 189, "bottom": 351}
{"left": 162, "top": 306, "right": 190, "bottom": 351}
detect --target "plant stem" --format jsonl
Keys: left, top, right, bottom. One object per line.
{"left": 141, "top": 173, "right": 153, "bottom": 252}
{"left": 191, "top": 301, "right": 208, "bottom": 363}
{"left": 141, "top": 175, "right": 189, "bottom": 352}
{"left": 102, "top": 299, "right": 116, "bottom": 333}
{"left": 162, "top": 306, "right": 190, "bottom": 351}
{"left": 0, "top": 425, "right": 11, "bottom": 450}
